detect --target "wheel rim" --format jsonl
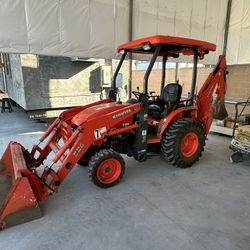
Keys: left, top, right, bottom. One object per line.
{"left": 97, "top": 158, "right": 122, "bottom": 184}
{"left": 181, "top": 132, "right": 199, "bottom": 158}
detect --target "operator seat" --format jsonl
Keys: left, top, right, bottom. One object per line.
{"left": 148, "top": 83, "right": 182, "bottom": 119}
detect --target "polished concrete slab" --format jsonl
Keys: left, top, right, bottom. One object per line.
{"left": 0, "top": 108, "right": 250, "bottom": 250}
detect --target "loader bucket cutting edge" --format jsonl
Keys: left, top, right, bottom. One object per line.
{"left": 0, "top": 142, "right": 42, "bottom": 229}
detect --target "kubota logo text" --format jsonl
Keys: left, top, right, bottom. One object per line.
{"left": 112, "top": 109, "right": 133, "bottom": 119}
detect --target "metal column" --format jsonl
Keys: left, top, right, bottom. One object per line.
{"left": 128, "top": 0, "right": 133, "bottom": 98}
{"left": 223, "top": 0, "right": 232, "bottom": 55}
{"left": 161, "top": 55, "right": 167, "bottom": 91}
{"left": 175, "top": 62, "right": 179, "bottom": 82}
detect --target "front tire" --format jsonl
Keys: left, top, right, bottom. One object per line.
{"left": 88, "top": 149, "right": 125, "bottom": 188}
{"left": 162, "top": 118, "right": 206, "bottom": 168}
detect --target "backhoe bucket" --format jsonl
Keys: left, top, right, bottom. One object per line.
{"left": 0, "top": 142, "right": 42, "bottom": 229}
{"left": 213, "top": 97, "right": 228, "bottom": 120}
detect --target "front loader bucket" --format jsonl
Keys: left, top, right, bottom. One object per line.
{"left": 0, "top": 142, "right": 42, "bottom": 229}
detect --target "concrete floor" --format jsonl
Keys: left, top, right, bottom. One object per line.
{"left": 0, "top": 108, "right": 250, "bottom": 250}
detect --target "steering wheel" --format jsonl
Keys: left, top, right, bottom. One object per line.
{"left": 132, "top": 91, "right": 141, "bottom": 100}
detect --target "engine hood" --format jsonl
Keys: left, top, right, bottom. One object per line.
{"left": 72, "top": 102, "right": 131, "bottom": 126}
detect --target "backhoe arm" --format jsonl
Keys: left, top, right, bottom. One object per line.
{"left": 196, "top": 54, "right": 227, "bottom": 135}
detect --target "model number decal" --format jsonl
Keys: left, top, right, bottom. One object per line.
{"left": 74, "top": 142, "right": 84, "bottom": 157}
{"left": 94, "top": 127, "right": 107, "bottom": 139}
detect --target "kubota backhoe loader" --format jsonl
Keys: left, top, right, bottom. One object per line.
{"left": 0, "top": 35, "right": 228, "bottom": 229}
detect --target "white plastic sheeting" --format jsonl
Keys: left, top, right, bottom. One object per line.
{"left": 227, "top": 0, "right": 250, "bottom": 65}
{"left": 133, "top": 0, "right": 228, "bottom": 64}
{"left": 0, "top": 0, "right": 238, "bottom": 65}
{"left": 0, "top": 0, "right": 129, "bottom": 58}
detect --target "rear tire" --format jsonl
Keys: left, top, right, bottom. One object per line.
{"left": 88, "top": 149, "right": 125, "bottom": 188}
{"left": 161, "top": 118, "right": 206, "bottom": 168}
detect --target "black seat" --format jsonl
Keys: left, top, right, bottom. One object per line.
{"left": 148, "top": 83, "right": 182, "bottom": 119}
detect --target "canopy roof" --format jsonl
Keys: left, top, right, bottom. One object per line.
{"left": 117, "top": 35, "right": 216, "bottom": 59}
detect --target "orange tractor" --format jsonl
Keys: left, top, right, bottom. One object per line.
{"left": 0, "top": 35, "right": 228, "bottom": 229}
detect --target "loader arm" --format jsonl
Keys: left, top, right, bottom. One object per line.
{"left": 0, "top": 99, "right": 139, "bottom": 228}
{"left": 196, "top": 54, "right": 227, "bottom": 135}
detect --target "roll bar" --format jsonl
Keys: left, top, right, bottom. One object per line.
{"left": 112, "top": 51, "right": 127, "bottom": 90}
{"left": 143, "top": 45, "right": 162, "bottom": 94}
{"left": 112, "top": 45, "right": 198, "bottom": 99}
